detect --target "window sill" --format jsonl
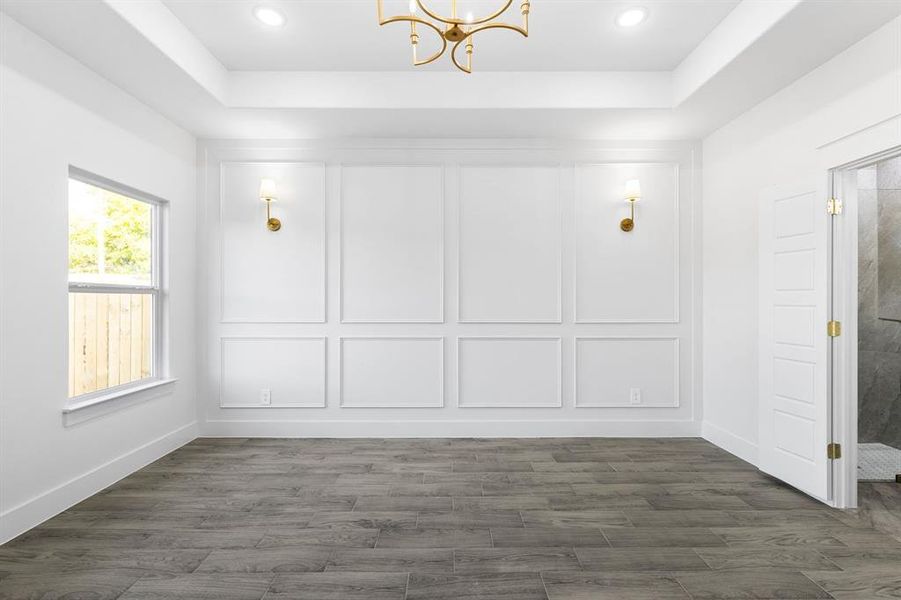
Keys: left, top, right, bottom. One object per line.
{"left": 63, "top": 378, "right": 177, "bottom": 427}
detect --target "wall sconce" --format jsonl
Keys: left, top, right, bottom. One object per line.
{"left": 259, "top": 178, "right": 281, "bottom": 232}
{"left": 620, "top": 179, "right": 641, "bottom": 232}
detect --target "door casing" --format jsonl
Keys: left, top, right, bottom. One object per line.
{"left": 829, "top": 145, "right": 901, "bottom": 508}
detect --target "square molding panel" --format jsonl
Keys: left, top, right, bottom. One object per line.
{"left": 458, "top": 165, "right": 562, "bottom": 323}
{"left": 575, "top": 337, "right": 679, "bottom": 408}
{"left": 220, "top": 162, "right": 326, "bottom": 323}
{"left": 457, "top": 337, "right": 562, "bottom": 408}
{"left": 220, "top": 337, "right": 326, "bottom": 408}
{"left": 574, "top": 163, "right": 679, "bottom": 323}
{"left": 341, "top": 165, "right": 444, "bottom": 323}
{"left": 340, "top": 337, "right": 445, "bottom": 408}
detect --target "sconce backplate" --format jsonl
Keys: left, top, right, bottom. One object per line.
{"left": 267, "top": 217, "right": 282, "bottom": 232}
{"left": 620, "top": 217, "right": 634, "bottom": 232}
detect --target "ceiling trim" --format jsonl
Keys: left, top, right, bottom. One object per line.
{"left": 227, "top": 71, "right": 673, "bottom": 110}
{"left": 1, "top": 0, "right": 899, "bottom": 139}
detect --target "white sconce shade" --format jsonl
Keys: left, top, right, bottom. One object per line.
{"left": 624, "top": 179, "right": 641, "bottom": 201}
{"left": 259, "top": 178, "right": 278, "bottom": 202}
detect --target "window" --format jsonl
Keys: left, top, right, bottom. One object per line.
{"left": 68, "top": 169, "right": 163, "bottom": 401}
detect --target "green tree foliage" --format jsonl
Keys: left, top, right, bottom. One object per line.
{"left": 69, "top": 183, "right": 151, "bottom": 280}
{"left": 68, "top": 215, "right": 99, "bottom": 274}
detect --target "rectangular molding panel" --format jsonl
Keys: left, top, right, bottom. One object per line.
{"left": 203, "top": 148, "right": 696, "bottom": 434}
{"left": 341, "top": 165, "right": 444, "bottom": 323}
{"left": 575, "top": 164, "right": 679, "bottom": 323}
{"left": 220, "top": 162, "right": 326, "bottom": 323}
{"left": 458, "top": 165, "right": 562, "bottom": 323}
{"left": 220, "top": 337, "right": 326, "bottom": 408}
{"left": 458, "top": 337, "right": 562, "bottom": 408}
{"left": 575, "top": 337, "right": 679, "bottom": 408}
{"left": 340, "top": 337, "right": 444, "bottom": 408}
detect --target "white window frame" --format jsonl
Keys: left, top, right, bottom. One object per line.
{"left": 65, "top": 167, "right": 172, "bottom": 417}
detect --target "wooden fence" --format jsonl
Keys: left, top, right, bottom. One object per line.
{"left": 68, "top": 292, "right": 153, "bottom": 397}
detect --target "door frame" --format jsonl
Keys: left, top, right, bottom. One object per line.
{"left": 829, "top": 144, "right": 901, "bottom": 509}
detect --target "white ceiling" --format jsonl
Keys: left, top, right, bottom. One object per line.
{"left": 161, "top": 0, "right": 740, "bottom": 71}
{"left": 2, "top": 0, "right": 899, "bottom": 139}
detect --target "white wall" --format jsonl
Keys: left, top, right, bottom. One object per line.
{"left": 702, "top": 17, "right": 901, "bottom": 463}
{"left": 198, "top": 141, "right": 701, "bottom": 437}
{"left": 0, "top": 15, "right": 198, "bottom": 543}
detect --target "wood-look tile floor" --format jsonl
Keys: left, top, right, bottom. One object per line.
{"left": 2, "top": 437, "right": 901, "bottom": 599}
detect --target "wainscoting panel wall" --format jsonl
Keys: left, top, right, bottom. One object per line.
{"left": 458, "top": 337, "right": 562, "bottom": 407}
{"left": 340, "top": 337, "right": 445, "bottom": 408}
{"left": 575, "top": 337, "right": 679, "bottom": 408}
{"left": 220, "top": 337, "right": 326, "bottom": 408}
{"left": 341, "top": 165, "right": 444, "bottom": 323}
{"left": 200, "top": 141, "right": 700, "bottom": 437}
{"left": 220, "top": 162, "right": 326, "bottom": 323}
{"left": 458, "top": 166, "right": 562, "bottom": 323}
{"left": 575, "top": 163, "right": 678, "bottom": 323}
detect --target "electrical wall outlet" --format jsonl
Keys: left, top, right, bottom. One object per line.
{"left": 260, "top": 388, "right": 271, "bottom": 405}
{"left": 629, "top": 388, "right": 642, "bottom": 405}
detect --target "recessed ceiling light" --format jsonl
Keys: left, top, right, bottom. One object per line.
{"left": 616, "top": 7, "right": 648, "bottom": 28}
{"left": 253, "top": 6, "right": 286, "bottom": 27}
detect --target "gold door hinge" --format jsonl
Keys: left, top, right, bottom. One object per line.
{"left": 827, "top": 443, "right": 842, "bottom": 460}
{"left": 827, "top": 320, "right": 842, "bottom": 337}
{"left": 827, "top": 198, "right": 843, "bottom": 215}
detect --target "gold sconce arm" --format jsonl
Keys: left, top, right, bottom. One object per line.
{"left": 619, "top": 199, "right": 635, "bottom": 233}
{"left": 259, "top": 178, "right": 282, "bottom": 232}
{"left": 265, "top": 199, "right": 281, "bottom": 232}
{"left": 620, "top": 178, "right": 641, "bottom": 232}
{"left": 620, "top": 199, "right": 636, "bottom": 232}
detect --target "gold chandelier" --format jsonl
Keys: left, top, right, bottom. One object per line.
{"left": 377, "top": 0, "right": 531, "bottom": 73}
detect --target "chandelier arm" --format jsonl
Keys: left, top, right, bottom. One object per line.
{"left": 415, "top": 0, "right": 514, "bottom": 25}
{"left": 378, "top": 15, "right": 448, "bottom": 66}
{"left": 450, "top": 21, "right": 528, "bottom": 74}
{"left": 450, "top": 37, "right": 471, "bottom": 74}
{"left": 463, "top": 17, "right": 529, "bottom": 39}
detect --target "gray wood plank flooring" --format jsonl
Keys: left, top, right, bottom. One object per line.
{"left": 1, "top": 437, "right": 900, "bottom": 599}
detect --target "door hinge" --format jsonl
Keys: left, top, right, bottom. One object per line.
{"left": 827, "top": 198, "right": 843, "bottom": 215}
{"left": 827, "top": 443, "right": 842, "bottom": 460}
{"left": 827, "top": 320, "right": 842, "bottom": 337}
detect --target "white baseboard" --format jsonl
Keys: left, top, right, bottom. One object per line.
{"left": 702, "top": 420, "right": 758, "bottom": 465}
{"left": 0, "top": 421, "right": 198, "bottom": 544}
{"left": 201, "top": 419, "right": 702, "bottom": 438}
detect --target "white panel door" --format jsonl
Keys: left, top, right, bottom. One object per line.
{"left": 758, "top": 182, "right": 831, "bottom": 501}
